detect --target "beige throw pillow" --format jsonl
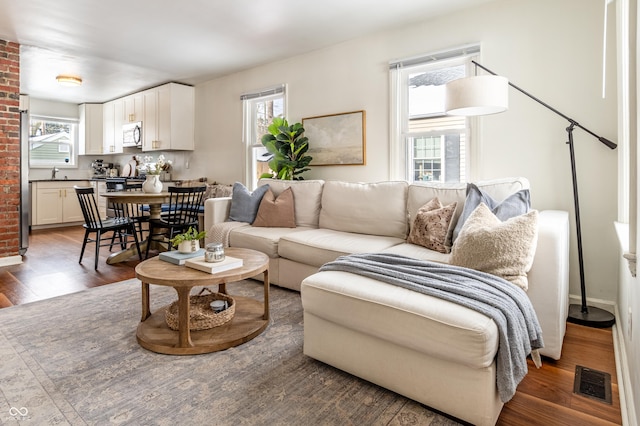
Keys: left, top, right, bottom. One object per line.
{"left": 407, "top": 198, "right": 457, "bottom": 254}
{"left": 252, "top": 187, "right": 296, "bottom": 228}
{"left": 450, "top": 203, "right": 538, "bottom": 290}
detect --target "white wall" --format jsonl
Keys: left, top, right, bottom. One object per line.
{"left": 193, "top": 0, "right": 618, "bottom": 304}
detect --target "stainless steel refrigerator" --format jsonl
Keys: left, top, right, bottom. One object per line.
{"left": 19, "top": 94, "right": 29, "bottom": 255}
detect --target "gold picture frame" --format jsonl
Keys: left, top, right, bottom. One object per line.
{"left": 302, "top": 110, "right": 366, "bottom": 166}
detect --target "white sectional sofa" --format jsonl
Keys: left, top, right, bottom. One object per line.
{"left": 204, "top": 177, "right": 570, "bottom": 426}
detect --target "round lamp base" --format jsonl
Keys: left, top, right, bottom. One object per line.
{"left": 567, "top": 304, "right": 615, "bottom": 328}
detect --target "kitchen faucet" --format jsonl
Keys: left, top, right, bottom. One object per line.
{"left": 51, "top": 166, "right": 60, "bottom": 179}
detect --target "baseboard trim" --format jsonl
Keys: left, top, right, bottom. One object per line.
{"left": 0, "top": 255, "right": 23, "bottom": 267}
{"left": 568, "top": 294, "right": 616, "bottom": 314}
{"left": 613, "top": 305, "right": 636, "bottom": 426}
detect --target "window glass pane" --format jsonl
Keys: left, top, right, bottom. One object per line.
{"left": 254, "top": 98, "right": 283, "bottom": 145}
{"left": 399, "top": 59, "right": 470, "bottom": 183}
{"left": 29, "top": 117, "right": 77, "bottom": 166}
{"left": 244, "top": 91, "right": 285, "bottom": 190}
{"left": 408, "top": 65, "right": 464, "bottom": 118}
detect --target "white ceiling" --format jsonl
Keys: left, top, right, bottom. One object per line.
{"left": 0, "top": 0, "right": 491, "bottom": 105}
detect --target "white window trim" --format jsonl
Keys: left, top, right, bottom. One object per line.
{"left": 241, "top": 85, "right": 287, "bottom": 190}
{"left": 28, "top": 114, "right": 79, "bottom": 168}
{"left": 389, "top": 45, "right": 480, "bottom": 182}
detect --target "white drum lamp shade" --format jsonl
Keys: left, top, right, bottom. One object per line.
{"left": 445, "top": 75, "right": 509, "bottom": 116}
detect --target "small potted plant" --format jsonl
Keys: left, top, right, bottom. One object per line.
{"left": 169, "top": 227, "right": 207, "bottom": 254}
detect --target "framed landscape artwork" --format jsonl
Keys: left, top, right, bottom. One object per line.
{"left": 302, "top": 110, "right": 366, "bottom": 166}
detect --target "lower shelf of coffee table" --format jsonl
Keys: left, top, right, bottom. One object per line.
{"left": 136, "top": 295, "right": 268, "bottom": 355}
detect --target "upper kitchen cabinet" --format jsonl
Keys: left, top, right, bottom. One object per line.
{"left": 142, "top": 83, "right": 194, "bottom": 151}
{"left": 78, "top": 103, "right": 104, "bottom": 155}
{"left": 123, "top": 93, "right": 143, "bottom": 123}
{"left": 102, "top": 99, "right": 124, "bottom": 154}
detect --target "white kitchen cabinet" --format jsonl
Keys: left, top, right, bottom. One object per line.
{"left": 32, "top": 181, "right": 89, "bottom": 226}
{"left": 142, "top": 83, "right": 194, "bottom": 151}
{"left": 103, "top": 100, "right": 116, "bottom": 154}
{"left": 78, "top": 103, "right": 104, "bottom": 155}
{"left": 123, "top": 93, "right": 143, "bottom": 123}
{"left": 142, "top": 89, "right": 157, "bottom": 151}
{"left": 102, "top": 100, "right": 124, "bottom": 154}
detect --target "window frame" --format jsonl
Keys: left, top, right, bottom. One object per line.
{"left": 389, "top": 46, "right": 479, "bottom": 183}
{"left": 28, "top": 114, "right": 79, "bottom": 168}
{"left": 241, "top": 86, "right": 287, "bottom": 191}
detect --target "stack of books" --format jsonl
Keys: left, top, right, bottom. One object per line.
{"left": 158, "top": 249, "right": 205, "bottom": 265}
{"left": 185, "top": 256, "right": 243, "bottom": 274}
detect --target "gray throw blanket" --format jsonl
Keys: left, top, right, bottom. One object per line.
{"left": 319, "top": 253, "right": 544, "bottom": 403}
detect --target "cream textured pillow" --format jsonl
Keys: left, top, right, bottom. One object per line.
{"left": 407, "top": 198, "right": 457, "bottom": 254}
{"left": 450, "top": 203, "right": 538, "bottom": 290}
{"left": 252, "top": 187, "right": 296, "bottom": 228}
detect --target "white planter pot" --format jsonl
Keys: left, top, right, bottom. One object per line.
{"left": 178, "top": 240, "right": 200, "bottom": 254}
{"left": 142, "top": 174, "right": 163, "bottom": 193}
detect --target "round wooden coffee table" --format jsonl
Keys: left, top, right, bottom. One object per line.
{"left": 134, "top": 247, "right": 269, "bottom": 355}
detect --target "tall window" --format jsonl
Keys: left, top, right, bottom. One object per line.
{"left": 29, "top": 115, "right": 78, "bottom": 167}
{"left": 242, "top": 85, "right": 286, "bottom": 190}
{"left": 390, "top": 45, "right": 478, "bottom": 183}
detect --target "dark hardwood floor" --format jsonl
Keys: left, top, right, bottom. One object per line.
{"left": 0, "top": 226, "right": 623, "bottom": 425}
{"left": 0, "top": 226, "right": 139, "bottom": 304}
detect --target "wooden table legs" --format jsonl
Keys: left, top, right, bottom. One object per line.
{"left": 141, "top": 281, "right": 151, "bottom": 321}
{"left": 175, "top": 286, "right": 194, "bottom": 348}
{"left": 136, "top": 259, "right": 270, "bottom": 355}
{"left": 263, "top": 269, "right": 269, "bottom": 320}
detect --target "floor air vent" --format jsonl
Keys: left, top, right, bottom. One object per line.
{"left": 573, "top": 365, "right": 612, "bottom": 404}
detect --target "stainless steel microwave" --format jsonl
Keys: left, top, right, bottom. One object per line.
{"left": 123, "top": 122, "right": 142, "bottom": 147}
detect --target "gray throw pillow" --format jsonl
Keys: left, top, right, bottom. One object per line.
{"left": 228, "top": 182, "right": 270, "bottom": 223}
{"left": 451, "top": 183, "right": 530, "bottom": 244}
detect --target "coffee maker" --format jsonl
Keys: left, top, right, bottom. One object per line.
{"left": 91, "top": 159, "right": 109, "bottom": 178}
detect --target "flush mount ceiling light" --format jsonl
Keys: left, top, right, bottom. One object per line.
{"left": 56, "top": 75, "right": 82, "bottom": 87}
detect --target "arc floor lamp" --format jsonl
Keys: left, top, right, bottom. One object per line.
{"left": 445, "top": 60, "right": 616, "bottom": 328}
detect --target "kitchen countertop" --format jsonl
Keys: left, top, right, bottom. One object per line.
{"left": 30, "top": 177, "right": 181, "bottom": 183}
{"left": 29, "top": 178, "right": 93, "bottom": 182}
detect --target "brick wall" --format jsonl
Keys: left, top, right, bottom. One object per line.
{"left": 0, "top": 40, "right": 20, "bottom": 257}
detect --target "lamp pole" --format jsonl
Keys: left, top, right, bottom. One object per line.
{"left": 470, "top": 61, "right": 616, "bottom": 328}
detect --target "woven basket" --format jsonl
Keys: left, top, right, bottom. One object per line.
{"left": 165, "top": 288, "right": 235, "bottom": 331}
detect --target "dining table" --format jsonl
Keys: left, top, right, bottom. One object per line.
{"left": 101, "top": 191, "right": 172, "bottom": 264}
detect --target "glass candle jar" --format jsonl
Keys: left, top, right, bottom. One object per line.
{"left": 205, "top": 243, "right": 225, "bottom": 263}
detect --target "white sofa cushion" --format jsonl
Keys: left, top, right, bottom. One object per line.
{"left": 319, "top": 180, "right": 408, "bottom": 238}
{"left": 258, "top": 179, "right": 325, "bottom": 228}
{"left": 381, "top": 242, "right": 451, "bottom": 264}
{"left": 229, "top": 226, "right": 314, "bottom": 258}
{"left": 408, "top": 182, "right": 468, "bottom": 230}
{"left": 302, "top": 270, "right": 499, "bottom": 369}
{"left": 279, "top": 228, "right": 405, "bottom": 267}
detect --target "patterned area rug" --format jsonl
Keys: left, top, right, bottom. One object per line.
{"left": 0, "top": 279, "right": 459, "bottom": 425}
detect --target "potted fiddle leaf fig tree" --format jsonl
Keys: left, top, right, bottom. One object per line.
{"left": 260, "top": 117, "right": 312, "bottom": 180}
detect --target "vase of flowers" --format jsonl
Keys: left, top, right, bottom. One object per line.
{"left": 137, "top": 155, "right": 172, "bottom": 193}
{"left": 142, "top": 174, "right": 163, "bottom": 193}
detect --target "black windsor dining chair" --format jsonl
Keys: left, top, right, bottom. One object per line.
{"left": 145, "top": 185, "right": 206, "bottom": 258}
{"left": 74, "top": 186, "right": 142, "bottom": 269}
{"left": 108, "top": 180, "right": 149, "bottom": 244}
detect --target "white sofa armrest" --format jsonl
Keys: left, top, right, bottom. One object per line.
{"left": 204, "top": 197, "right": 232, "bottom": 244}
{"left": 527, "top": 210, "right": 570, "bottom": 360}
